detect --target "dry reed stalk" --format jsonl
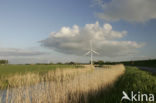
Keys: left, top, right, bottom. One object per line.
{"left": 0, "top": 64, "right": 125, "bottom": 103}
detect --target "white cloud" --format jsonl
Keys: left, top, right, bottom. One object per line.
{"left": 95, "top": 0, "right": 156, "bottom": 22}
{"left": 53, "top": 25, "right": 79, "bottom": 38}
{"left": 40, "top": 21, "right": 144, "bottom": 57}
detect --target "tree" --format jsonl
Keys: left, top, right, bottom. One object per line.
{"left": 93, "top": 60, "right": 104, "bottom": 65}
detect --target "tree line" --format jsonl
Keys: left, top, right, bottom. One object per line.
{"left": 0, "top": 60, "right": 8, "bottom": 64}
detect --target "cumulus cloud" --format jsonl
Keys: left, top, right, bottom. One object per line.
{"left": 95, "top": 0, "right": 156, "bottom": 22}
{"left": 40, "top": 21, "right": 144, "bottom": 57}
{"left": 0, "top": 48, "right": 45, "bottom": 57}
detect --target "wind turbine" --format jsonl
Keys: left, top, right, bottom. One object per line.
{"left": 85, "top": 41, "right": 99, "bottom": 65}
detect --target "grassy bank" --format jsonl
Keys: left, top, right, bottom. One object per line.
{"left": 90, "top": 66, "right": 156, "bottom": 103}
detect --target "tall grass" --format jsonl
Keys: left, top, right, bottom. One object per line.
{"left": 0, "top": 64, "right": 125, "bottom": 103}
{"left": 0, "top": 65, "right": 83, "bottom": 89}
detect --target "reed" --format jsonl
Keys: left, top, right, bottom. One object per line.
{"left": 0, "top": 64, "right": 125, "bottom": 103}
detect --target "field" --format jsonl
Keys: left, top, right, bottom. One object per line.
{"left": 0, "top": 64, "right": 81, "bottom": 75}
{"left": 0, "top": 64, "right": 156, "bottom": 103}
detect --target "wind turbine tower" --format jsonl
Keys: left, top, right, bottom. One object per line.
{"left": 85, "top": 41, "right": 99, "bottom": 65}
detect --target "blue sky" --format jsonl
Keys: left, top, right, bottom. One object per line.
{"left": 0, "top": 0, "right": 95, "bottom": 47}
{"left": 0, "top": 0, "right": 156, "bottom": 64}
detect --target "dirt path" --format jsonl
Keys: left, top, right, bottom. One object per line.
{"left": 137, "top": 66, "right": 156, "bottom": 74}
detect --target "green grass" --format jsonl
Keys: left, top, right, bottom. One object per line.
{"left": 87, "top": 66, "right": 156, "bottom": 103}
{"left": 0, "top": 64, "right": 81, "bottom": 76}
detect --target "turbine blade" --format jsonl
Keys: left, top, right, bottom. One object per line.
{"left": 92, "top": 50, "right": 99, "bottom": 55}
{"left": 85, "top": 51, "right": 91, "bottom": 55}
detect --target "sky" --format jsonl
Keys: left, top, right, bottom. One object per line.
{"left": 0, "top": 0, "right": 156, "bottom": 64}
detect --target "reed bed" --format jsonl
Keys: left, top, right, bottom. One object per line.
{"left": 0, "top": 64, "right": 125, "bottom": 103}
